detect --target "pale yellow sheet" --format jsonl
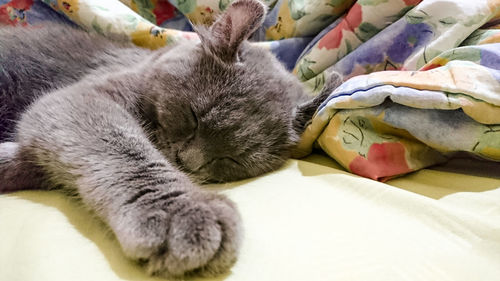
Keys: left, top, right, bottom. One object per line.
{"left": 1, "top": 155, "right": 499, "bottom": 281}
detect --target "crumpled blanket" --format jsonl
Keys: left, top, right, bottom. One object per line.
{"left": 1, "top": 0, "right": 499, "bottom": 180}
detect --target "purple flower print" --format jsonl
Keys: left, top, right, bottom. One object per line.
{"left": 334, "top": 19, "right": 434, "bottom": 78}
{"left": 386, "top": 22, "right": 433, "bottom": 63}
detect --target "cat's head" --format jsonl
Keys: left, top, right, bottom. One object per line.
{"left": 142, "top": 0, "right": 340, "bottom": 183}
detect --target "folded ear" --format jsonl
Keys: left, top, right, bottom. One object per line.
{"left": 197, "top": 0, "right": 266, "bottom": 63}
{"left": 293, "top": 71, "right": 343, "bottom": 136}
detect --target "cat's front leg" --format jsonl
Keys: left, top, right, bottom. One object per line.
{"left": 0, "top": 142, "right": 47, "bottom": 192}
{"left": 14, "top": 89, "right": 242, "bottom": 277}
{"left": 115, "top": 178, "right": 241, "bottom": 277}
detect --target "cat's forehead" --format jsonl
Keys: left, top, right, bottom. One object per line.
{"left": 153, "top": 42, "right": 203, "bottom": 72}
{"left": 152, "top": 42, "right": 286, "bottom": 110}
{"left": 165, "top": 41, "right": 201, "bottom": 57}
{"left": 154, "top": 43, "right": 232, "bottom": 79}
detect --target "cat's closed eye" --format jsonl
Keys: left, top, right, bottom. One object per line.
{"left": 196, "top": 157, "right": 242, "bottom": 172}
{"left": 189, "top": 106, "right": 199, "bottom": 131}
{"left": 223, "top": 156, "right": 241, "bottom": 166}
{"left": 155, "top": 104, "right": 199, "bottom": 142}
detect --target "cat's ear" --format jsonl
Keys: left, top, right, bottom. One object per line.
{"left": 197, "top": 0, "right": 266, "bottom": 63}
{"left": 293, "top": 71, "right": 343, "bottom": 136}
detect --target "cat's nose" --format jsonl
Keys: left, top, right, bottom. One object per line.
{"left": 177, "top": 146, "right": 206, "bottom": 172}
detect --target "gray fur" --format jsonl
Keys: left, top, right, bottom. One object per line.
{"left": 0, "top": 0, "right": 341, "bottom": 277}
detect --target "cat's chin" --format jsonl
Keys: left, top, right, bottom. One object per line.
{"left": 184, "top": 171, "right": 240, "bottom": 185}
{"left": 186, "top": 172, "right": 226, "bottom": 185}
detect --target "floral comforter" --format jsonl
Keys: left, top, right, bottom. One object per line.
{"left": 2, "top": 0, "right": 499, "bottom": 180}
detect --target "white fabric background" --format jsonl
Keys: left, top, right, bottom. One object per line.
{"left": 1, "top": 155, "right": 499, "bottom": 281}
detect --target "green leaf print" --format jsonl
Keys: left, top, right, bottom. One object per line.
{"left": 313, "top": 14, "right": 335, "bottom": 24}
{"left": 462, "top": 30, "right": 496, "bottom": 46}
{"left": 302, "top": 72, "right": 325, "bottom": 93}
{"left": 358, "top": 0, "right": 388, "bottom": 6}
{"left": 339, "top": 116, "right": 373, "bottom": 157}
{"left": 417, "top": 47, "right": 443, "bottom": 68}
{"left": 219, "top": 0, "right": 232, "bottom": 10}
{"left": 263, "top": 0, "right": 279, "bottom": 9}
{"left": 132, "top": 0, "right": 156, "bottom": 24}
{"left": 40, "top": 0, "right": 55, "bottom": 6}
{"left": 297, "top": 58, "right": 317, "bottom": 81}
{"left": 313, "top": 72, "right": 326, "bottom": 92}
{"left": 381, "top": 6, "right": 415, "bottom": 25}
{"left": 105, "top": 23, "right": 113, "bottom": 34}
{"left": 133, "top": 0, "right": 154, "bottom": 10}
{"left": 176, "top": 0, "right": 197, "bottom": 14}
{"left": 405, "top": 9, "right": 430, "bottom": 25}
{"left": 289, "top": 0, "right": 307, "bottom": 21}
{"left": 357, "top": 22, "right": 381, "bottom": 42}
{"left": 92, "top": 17, "right": 104, "bottom": 35}
{"left": 473, "top": 125, "right": 500, "bottom": 159}
{"left": 345, "top": 39, "right": 353, "bottom": 54}
{"left": 438, "top": 16, "right": 457, "bottom": 26}
{"left": 388, "top": 5, "right": 414, "bottom": 22}
{"left": 441, "top": 47, "right": 481, "bottom": 63}
{"left": 328, "top": 0, "right": 346, "bottom": 7}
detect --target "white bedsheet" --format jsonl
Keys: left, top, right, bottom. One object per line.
{"left": 1, "top": 155, "right": 499, "bottom": 281}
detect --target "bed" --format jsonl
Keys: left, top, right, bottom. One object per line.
{"left": 1, "top": 0, "right": 499, "bottom": 280}
{"left": 1, "top": 155, "right": 499, "bottom": 280}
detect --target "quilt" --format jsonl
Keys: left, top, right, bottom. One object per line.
{"left": 1, "top": 0, "right": 499, "bottom": 180}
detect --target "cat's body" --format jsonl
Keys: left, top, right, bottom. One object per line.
{"left": 0, "top": 23, "right": 145, "bottom": 140}
{"left": 0, "top": 24, "right": 154, "bottom": 142}
{"left": 0, "top": 0, "right": 341, "bottom": 277}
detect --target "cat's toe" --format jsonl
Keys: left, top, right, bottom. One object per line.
{"left": 147, "top": 192, "right": 241, "bottom": 278}
{"left": 191, "top": 192, "right": 242, "bottom": 277}
{"left": 147, "top": 200, "right": 222, "bottom": 277}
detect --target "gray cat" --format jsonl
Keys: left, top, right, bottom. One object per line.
{"left": 0, "top": 0, "right": 341, "bottom": 277}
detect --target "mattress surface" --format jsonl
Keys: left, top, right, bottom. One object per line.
{"left": 0, "top": 154, "right": 499, "bottom": 281}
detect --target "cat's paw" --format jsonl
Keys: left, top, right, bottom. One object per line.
{"left": 114, "top": 190, "right": 242, "bottom": 278}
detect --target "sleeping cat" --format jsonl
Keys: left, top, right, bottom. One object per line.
{"left": 0, "top": 0, "right": 341, "bottom": 277}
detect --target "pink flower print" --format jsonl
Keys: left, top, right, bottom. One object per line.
{"left": 318, "top": 3, "right": 362, "bottom": 50}
{"left": 349, "top": 142, "right": 412, "bottom": 181}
